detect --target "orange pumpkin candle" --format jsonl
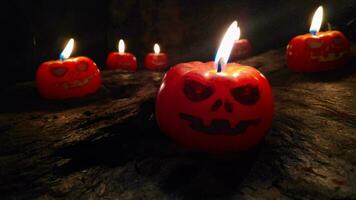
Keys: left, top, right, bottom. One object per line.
{"left": 36, "top": 39, "right": 101, "bottom": 100}
{"left": 106, "top": 39, "right": 137, "bottom": 71}
{"left": 156, "top": 21, "right": 273, "bottom": 153}
{"left": 286, "top": 6, "right": 350, "bottom": 72}
{"left": 144, "top": 43, "right": 169, "bottom": 71}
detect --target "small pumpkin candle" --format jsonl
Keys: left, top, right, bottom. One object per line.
{"left": 144, "top": 43, "right": 169, "bottom": 71}
{"left": 156, "top": 21, "right": 274, "bottom": 153}
{"left": 230, "top": 38, "right": 252, "bottom": 60}
{"left": 286, "top": 6, "right": 350, "bottom": 72}
{"left": 36, "top": 39, "right": 101, "bottom": 100}
{"left": 106, "top": 39, "right": 137, "bottom": 71}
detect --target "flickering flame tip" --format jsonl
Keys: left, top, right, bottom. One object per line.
{"left": 214, "top": 21, "right": 240, "bottom": 72}
{"left": 310, "top": 6, "right": 323, "bottom": 35}
{"left": 154, "top": 43, "right": 160, "bottom": 54}
{"left": 59, "top": 38, "right": 74, "bottom": 61}
{"left": 118, "top": 39, "right": 125, "bottom": 53}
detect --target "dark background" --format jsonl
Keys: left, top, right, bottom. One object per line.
{"left": 2, "top": 0, "right": 356, "bottom": 87}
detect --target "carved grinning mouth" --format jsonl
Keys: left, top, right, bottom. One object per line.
{"left": 62, "top": 75, "right": 94, "bottom": 89}
{"left": 179, "top": 113, "right": 261, "bottom": 136}
{"left": 311, "top": 52, "right": 347, "bottom": 62}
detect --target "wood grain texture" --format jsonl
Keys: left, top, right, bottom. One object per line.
{"left": 0, "top": 45, "right": 355, "bottom": 199}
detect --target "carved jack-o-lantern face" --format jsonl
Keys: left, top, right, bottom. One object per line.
{"left": 156, "top": 61, "right": 274, "bottom": 153}
{"left": 286, "top": 31, "right": 350, "bottom": 72}
{"left": 36, "top": 56, "right": 101, "bottom": 99}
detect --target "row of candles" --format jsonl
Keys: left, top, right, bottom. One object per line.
{"left": 61, "top": 39, "right": 169, "bottom": 71}
{"left": 36, "top": 6, "right": 350, "bottom": 153}
{"left": 36, "top": 39, "right": 170, "bottom": 99}
{"left": 107, "top": 40, "right": 168, "bottom": 71}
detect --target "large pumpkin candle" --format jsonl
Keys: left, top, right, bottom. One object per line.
{"left": 106, "top": 39, "right": 137, "bottom": 71}
{"left": 36, "top": 39, "right": 101, "bottom": 100}
{"left": 286, "top": 6, "right": 350, "bottom": 72}
{"left": 156, "top": 21, "right": 274, "bottom": 153}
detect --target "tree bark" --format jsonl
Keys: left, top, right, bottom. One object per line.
{"left": 0, "top": 45, "right": 355, "bottom": 199}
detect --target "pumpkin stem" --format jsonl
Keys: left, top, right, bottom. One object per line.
{"left": 327, "top": 22, "right": 332, "bottom": 31}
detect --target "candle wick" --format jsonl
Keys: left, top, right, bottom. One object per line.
{"left": 217, "top": 58, "right": 224, "bottom": 73}
{"left": 217, "top": 63, "right": 222, "bottom": 73}
{"left": 59, "top": 53, "right": 64, "bottom": 61}
{"left": 310, "top": 30, "right": 317, "bottom": 35}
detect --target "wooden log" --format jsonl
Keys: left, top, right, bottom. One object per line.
{"left": 0, "top": 44, "right": 355, "bottom": 199}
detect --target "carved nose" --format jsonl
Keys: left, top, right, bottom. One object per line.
{"left": 211, "top": 99, "right": 233, "bottom": 113}
{"left": 224, "top": 100, "right": 233, "bottom": 113}
{"left": 211, "top": 99, "right": 222, "bottom": 112}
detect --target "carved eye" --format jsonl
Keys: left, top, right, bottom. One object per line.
{"left": 77, "top": 61, "right": 88, "bottom": 71}
{"left": 51, "top": 67, "right": 68, "bottom": 77}
{"left": 332, "top": 36, "right": 343, "bottom": 45}
{"left": 183, "top": 79, "right": 214, "bottom": 102}
{"left": 230, "top": 84, "right": 260, "bottom": 105}
{"left": 306, "top": 39, "right": 323, "bottom": 49}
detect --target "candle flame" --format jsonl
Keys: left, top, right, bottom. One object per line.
{"left": 309, "top": 6, "right": 323, "bottom": 35}
{"left": 60, "top": 38, "right": 74, "bottom": 60}
{"left": 118, "top": 39, "right": 125, "bottom": 53}
{"left": 214, "top": 21, "right": 240, "bottom": 71}
{"left": 154, "top": 43, "right": 160, "bottom": 54}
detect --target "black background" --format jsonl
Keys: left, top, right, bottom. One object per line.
{"left": 2, "top": 0, "right": 355, "bottom": 87}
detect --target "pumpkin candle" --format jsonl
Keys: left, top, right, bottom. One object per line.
{"left": 106, "top": 39, "right": 137, "bottom": 71}
{"left": 156, "top": 21, "right": 274, "bottom": 153}
{"left": 230, "top": 39, "right": 252, "bottom": 60}
{"left": 286, "top": 6, "right": 350, "bottom": 72}
{"left": 144, "top": 43, "right": 169, "bottom": 71}
{"left": 36, "top": 38, "right": 101, "bottom": 100}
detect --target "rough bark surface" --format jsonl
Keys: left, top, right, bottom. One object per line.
{"left": 0, "top": 45, "right": 356, "bottom": 199}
